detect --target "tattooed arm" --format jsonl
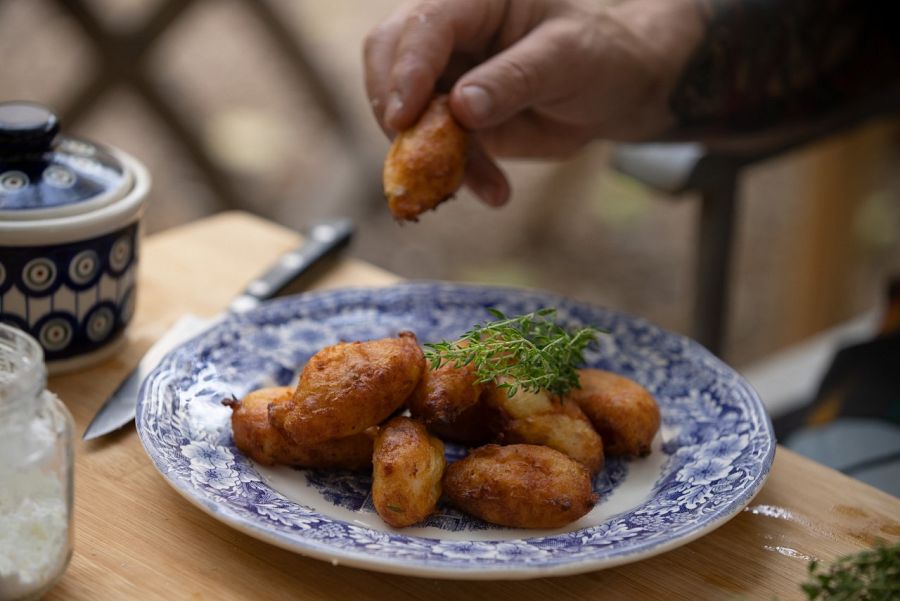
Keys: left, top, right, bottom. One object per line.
{"left": 670, "top": 0, "right": 900, "bottom": 136}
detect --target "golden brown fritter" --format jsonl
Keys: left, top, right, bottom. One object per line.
{"left": 268, "top": 332, "right": 425, "bottom": 446}
{"left": 443, "top": 444, "right": 597, "bottom": 529}
{"left": 484, "top": 381, "right": 556, "bottom": 419}
{"left": 484, "top": 381, "right": 605, "bottom": 474}
{"left": 566, "top": 368, "right": 660, "bottom": 457}
{"left": 407, "top": 361, "right": 499, "bottom": 446}
{"left": 383, "top": 95, "right": 468, "bottom": 221}
{"left": 500, "top": 400, "right": 605, "bottom": 475}
{"left": 224, "top": 387, "right": 375, "bottom": 469}
{"left": 372, "top": 416, "right": 446, "bottom": 528}
{"left": 225, "top": 387, "right": 296, "bottom": 465}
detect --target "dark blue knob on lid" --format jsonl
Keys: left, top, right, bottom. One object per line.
{"left": 0, "top": 101, "right": 60, "bottom": 156}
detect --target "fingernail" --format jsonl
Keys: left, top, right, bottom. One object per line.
{"left": 384, "top": 92, "right": 404, "bottom": 126}
{"left": 460, "top": 86, "right": 492, "bottom": 122}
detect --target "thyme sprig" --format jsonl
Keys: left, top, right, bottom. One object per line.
{"left": 423, "top": 308, "right": 602, "bottom": 398}
{"left": 801, "top": 541, "right": 899, "bottom": 600}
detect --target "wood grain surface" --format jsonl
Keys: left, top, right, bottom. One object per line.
{"left": 45, "top": 212, "right": 899, "bottom": 601}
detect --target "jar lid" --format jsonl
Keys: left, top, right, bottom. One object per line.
{"left": 0, "top": 101, "right": 133, "bottom": 221}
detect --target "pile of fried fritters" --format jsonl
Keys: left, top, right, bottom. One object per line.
{"left": 225, "top": 332, "right": 660, "bottom": 529}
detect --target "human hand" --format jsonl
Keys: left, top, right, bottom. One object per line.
{"left": 364, "top": 0, "right": 701, "bottom": 206}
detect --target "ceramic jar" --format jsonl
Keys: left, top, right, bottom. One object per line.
{"left": 0, "top": 101, "right": 151, "bottom": 373}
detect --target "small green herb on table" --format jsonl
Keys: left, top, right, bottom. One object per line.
{"left": 801, "top": 541, "right": 898, "bottom": 600}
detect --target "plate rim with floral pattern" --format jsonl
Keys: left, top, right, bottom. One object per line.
{"left": 135, "top": 282, "right": 775, "bottom": 580}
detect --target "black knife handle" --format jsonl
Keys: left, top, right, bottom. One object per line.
{"left": 228, "top": 218, "right": 354, "bottom": 313}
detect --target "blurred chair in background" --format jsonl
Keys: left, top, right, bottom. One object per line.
{"left": 612, "top": 102, "right": 900, "bottom": 495}
{"left": 778, "top": 278, "right": 900, "bottom": 496}
{"left": 612, "top": 96, "right": 900, "bottom": 356}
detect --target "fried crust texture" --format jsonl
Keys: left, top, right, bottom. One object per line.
{"left": 566, "top": 368, "right": 660, "bottom": 457}
{"left": 383, "top": 95, "right": 467, "bottom": 221}
{"left": 268, "top": 332, "right": 425, "bottom": 446}
{"left": 407, "top": 361, "right": 499, "bottom": 445}
{"left": 443, "top": 444, "right": 597, "bottom": 529}
{"left": 485, "top": 382, "right": 605, "bottom": 473}
{"left": 372, "top": 416, "right": 446, "bottom": 527}
{"left": 225, "top": 387, "right": 375, "bottom": 469}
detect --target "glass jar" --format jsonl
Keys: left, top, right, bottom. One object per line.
{"left": 0, "top": 323, "right": 74, "bottom": 601}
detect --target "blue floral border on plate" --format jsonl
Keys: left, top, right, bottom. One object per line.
{"left": 136, "top": 282, "right": 774, "bottom": 577}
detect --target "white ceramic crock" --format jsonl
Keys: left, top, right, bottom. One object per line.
{"left": 0, "top": 101, "right": 151, "bottom": 374}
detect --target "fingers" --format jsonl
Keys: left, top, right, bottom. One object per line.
{"left": 449, "top": 21, "right": 575, "bottom": 131}
{"left": 464, "top": 140, "right": 510, "bottom": 207}
{"left": 364, "top": 11, "right": 407, "bottom": 130}
{"left": 365, "top": 0, "right": 510, "bottom": 132}
{"left": 383, "top": 5, "right": 456, "bottom": 130}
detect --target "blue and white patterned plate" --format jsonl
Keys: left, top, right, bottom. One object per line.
{"left": 136, "top": 282, "right": 774, "bottom": 579}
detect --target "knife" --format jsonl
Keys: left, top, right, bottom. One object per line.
{"left": 82, "top": 218, "right": 354, "bottom": 440}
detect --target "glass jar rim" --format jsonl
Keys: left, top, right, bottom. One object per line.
{"left": 0, "top": 323, "right": 46, "bottom": 412}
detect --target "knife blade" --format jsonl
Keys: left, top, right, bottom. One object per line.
{"left": 82, "top": 218, "right": 354, "bottom": 440}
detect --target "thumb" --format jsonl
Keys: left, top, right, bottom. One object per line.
{"left": 449, "top": 23, "right": 573, "bottom": 130}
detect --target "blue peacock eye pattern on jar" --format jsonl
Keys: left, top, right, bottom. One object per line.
{"left": 0, "top": 143, "right": 126, "bottom": 212}
{"left": 68, "top": 250, "right": 100, "bottom": 286}
{"left": 42, "top": 165, "right": 76, "bottom": 189}
{"left": 108, "top": 235, "right": 132, "bottom": 275}
{"left": 36, "top": 314, "right": 76, "bottom": 352}
{"left": 23, "top": 257, "right": 58, "bottom": 292}
{"left": 84, "top": 303, "right": 116, "bottom": 342}
{"left": 0, "top": 222, "right": 139, "bottom": 360}
{"left": 0, "top": 170, "right": 29, "bottom": 192}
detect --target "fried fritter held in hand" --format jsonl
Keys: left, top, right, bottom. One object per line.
{"left": 443, "top": 444, "right": 597, "bottom": 529}
{"left": 224, "top": 387, "right": 375, "bottom": 469}
{"left": 566, "top": 369, "right": 660, "bottom": 457}
{"left": 383, "top": 95, "right": 468, "bottom": 221}
{"left": 269, "top": 332, "right": 425, "bottom": 446}
{"left": 485, "top": 381, "right": 605, "bottom": 475}
{"left": 407, "top": 361, "right": 499, "bottom": 446}
{"left": 372, "top": 416, "right": 446, "bottom": 528}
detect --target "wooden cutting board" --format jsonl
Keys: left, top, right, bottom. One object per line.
{"left": 46, "top": 211, "right": 900, "bottom": 601}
